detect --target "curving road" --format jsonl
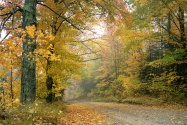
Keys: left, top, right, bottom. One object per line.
{"left": 78, "top": 102, "right": 187, "bottom": 125}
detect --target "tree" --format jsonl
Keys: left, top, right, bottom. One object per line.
{"left": 0, "top": 0, "right": 36, "bottom": 104}
{"left": 20, "top": 0, "right": 37, "bottom": 104}
{"left": 129, "top": 0, "right": 187, "bottom": 102}
{"left": 0, "top": 0, "right": 133, "bottom": 104}
{"left": 35, "top": 0, "right": 131, "bottom": 103}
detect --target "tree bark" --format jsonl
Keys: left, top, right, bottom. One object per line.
{"left": 46, "top": 9, "right": 57, "bottom": 103}
{"left": 10, "top": 56, "right": 13, "bottom": 106}
{"left": 20, "top": 0, "right": 37, "bottom": 104}
{"left": 46, "top": 59, "right": 55, "bottom": 103}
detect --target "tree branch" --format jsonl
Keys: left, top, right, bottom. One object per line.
{"left": 0, "top": 6, "right": 22, "bottom": 30}
{"left": 160, "top": 25, "right": 181, "bottom": 42}
{"left": 0, "top": 12, "right": 12, "bottom": 17}
{"left": 37, "top": 2, "right": 83, "bottom": 32}
{"left": 0, "top": 32, "right": 11, "bottom": 43}
{"left": 55, "top": 15, "right": 73, "bottom": 34}
{"left": 82, "top": 58, "right": 101, "bottom": 62}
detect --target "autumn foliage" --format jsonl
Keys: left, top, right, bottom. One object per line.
{"left": 68, "top": 0, "right": 187, "bottom": 105}
{"left": 0, "top": 0, "right": 186, "bottom": 124}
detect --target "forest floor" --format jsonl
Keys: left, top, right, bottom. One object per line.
{"left": 1, "top": 101, "right": 187, "bottom": 125}
{"left": 66, "top": 101, "right": 187, "bottom": 125}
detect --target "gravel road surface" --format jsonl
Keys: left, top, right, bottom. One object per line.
{"left": 79, "top": 102, "right": 187, "bottom": 125}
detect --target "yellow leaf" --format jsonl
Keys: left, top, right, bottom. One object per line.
{"left": 26, "top": 25, "right": 36, "bottom": 38}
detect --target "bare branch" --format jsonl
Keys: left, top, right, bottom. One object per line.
{"left": 0, "top": 32, "right": 11, "bottom": 43}
{"left": 76, "top": 52, "right": 100, "bottom": 56}
{"left": 82, "top": 58, "right": 101, "bottom": 62}
{"left": 0, "top": 6, "right": 22, "bottom": 30}
{"left": 79, "top": 37, "right": 102, "bottom": 43}
{"left": 55, "top": 15, "right": 73, "bottom": 34}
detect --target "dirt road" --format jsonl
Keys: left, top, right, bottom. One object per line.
{"left": 78, "top": 102, "right": 187, "bottom": 125}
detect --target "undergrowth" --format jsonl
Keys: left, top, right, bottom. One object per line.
{"left": 0, "top": 100, "right": 66, "bottom": 125}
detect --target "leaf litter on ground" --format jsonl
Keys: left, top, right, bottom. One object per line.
{"left": 59, "top": 103, "right": 106, "bottom": 125}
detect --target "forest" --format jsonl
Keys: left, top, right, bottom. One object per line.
{"left": 0, "top": 0, "right": 186, "bottom": 124}
{"left": 66, "top": 0, "right": 187, "bottom": 105}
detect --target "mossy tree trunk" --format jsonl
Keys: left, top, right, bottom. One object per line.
{"left": 20, "top": 0, "right": 37, "bottom": 104}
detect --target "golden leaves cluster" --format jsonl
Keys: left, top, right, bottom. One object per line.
{"left": 26, "top": 25, "right": 36, "bottom": 38}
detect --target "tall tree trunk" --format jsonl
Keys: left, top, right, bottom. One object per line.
{"left": 10, "top": 56, "right": 13, "bottom": 107}
{"left": 20, "top": 0, "right": 37, "bottom": 104}
{"left": 46, "top": 69, "right": 54, "bottom": 103}
{"left": 46, "top": 10, "right": 57, "bottom": 103}
{"left": 114, "top": 41, "right": 119, "bottom": 80}
{"left": 46, "top": 50, "right": 55, "bottom": 103}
